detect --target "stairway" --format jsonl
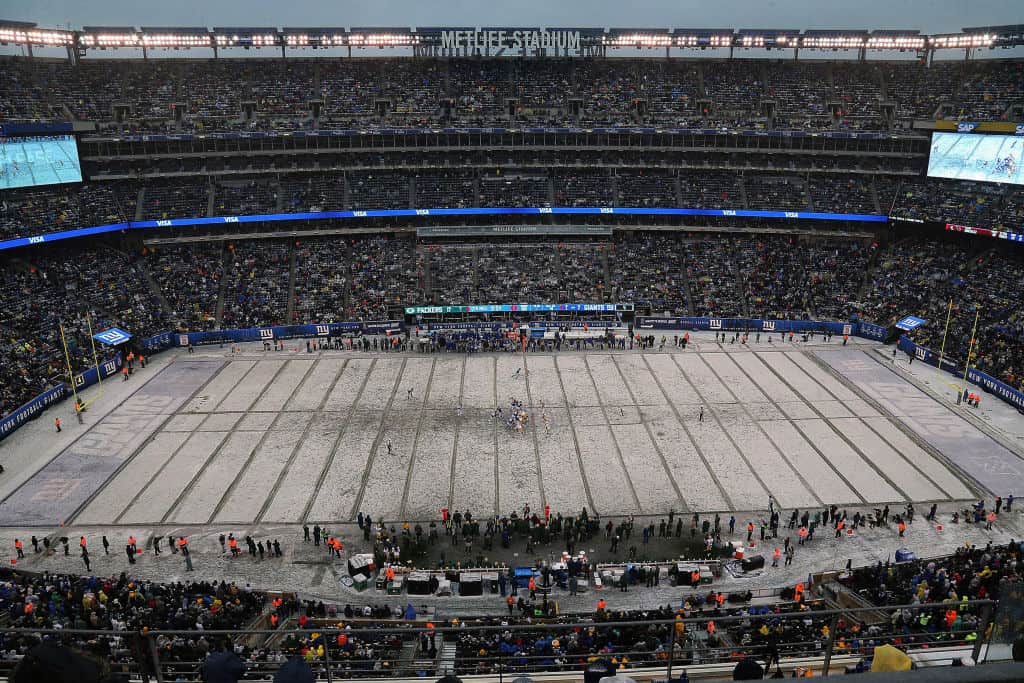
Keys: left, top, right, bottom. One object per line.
{"left": 136, "top": 253, "right": 177, "bottom": 327}
{"left": 214, "top": 242, "right": 230, "bottom": 328}
{"left": 285, "top": 242, "right": 297, "bottom": 324}
{"left": 438, "top": 638, "right": 457, "bottom": 675}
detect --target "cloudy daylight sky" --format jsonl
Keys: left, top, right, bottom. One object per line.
{"left": 3, "top": 0, "right": 1021, "bottom": 33}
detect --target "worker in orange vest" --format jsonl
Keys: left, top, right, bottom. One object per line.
{"left": 746, "top": 521, "right": 754, "bottom": 542}
{"left": 596, "top": 598, "right": 607, "bottom": 611}
{"left": 14, "top": 539, "right": 24, "bottom": 559}
{"left": 228, "top": 537, "right": 239, "bottom": 557}
{"left": 691, "top": 570, "right": 700, "bottom": 585}
{"left": 772, "top": 548, "right": 781, "bottom": 567}
{"left": 716, "top": 592, "right": 725, "bottom": 608}
{"left": 798, "top": 526, "right": 808, "bottom": 545}
{"left": 835, "top": 520, "right": 845, "bottom": 538}
{"left": 385, "top": 565, "right": 395, "bottom": 581}
{"left": 795, "top": 582, "right": 804, "bottom": 602}
{"left": 54, "top": 417, "right": 61, "bottom": 433}
{"left": 843, "top": 334, "right": 849, "bottom": 346}
{"left": 270, "top": 613, "right": 279, "bottom": 628}
{"left": 127, "top": 535, "right": 137, "bottom": 552}
{"left": 987, "top": 511, "right": 996, "bottom": 530}
{"left": 707, "top": 620, "right": 716, "bottom": 635}
{"left": 122, "top": 365, "right": 129, "bottom": 381}
{"left": 79, "top": 536, "right": 87, "bottom": 550}
{"left": 528, "top": 576, "right": 537, "bottom": 598}
{"left": 898, "top": 520, "right": 907, "bottom": 537}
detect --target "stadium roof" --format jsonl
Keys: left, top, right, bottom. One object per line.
{"left": 3, "top": 22, "right": 1020, "bottom": 51}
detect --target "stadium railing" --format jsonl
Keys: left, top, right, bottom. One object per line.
{"left": 0, "top": 600, "right": 1001, "bottom": 682}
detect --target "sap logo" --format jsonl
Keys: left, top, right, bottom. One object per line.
{"left": 709, "top": 319, "right": 723, "bottom": 330}
{"left": 600, "top": 208, "right": 613, "bottom": 214}
{"left": 28, "top": 235, "right": 45, "bottom": 244}
{"left": 539, "top": 208, "right": 553, "bottom": 214}
{"left": 353, "top": 211, "right": 368, "bottom": 217}
{"left": 915, "top": 347, "right": 927, "bottom": 361}
{"left": 784, "top": 212, "right": 799, "bottom": 218}
{"left": 178, "top": 335, "right": 190, "bottom": 346}
{"left": 316, "top": 325, "right": 330, "bottom": 337}
{"left": 103, "top": 360, "right": 117, "bottom": 374}
{"left": 415, "top": 209, "right": 430, "bottom": 216}
{"left": 156, "top": 220, "right": 172, "bottom": 227}
{"left": 260, "top": 329, "right": 274, "bottom": 340}
{"left": 842, "top": 324, "right": 852, "bottom": 336}
{"left": 722, "top": 210, "right": 737, "bottom": 216}
{"left": 762, "top": 321, "right": 776, "bottom": 331}
{"left": 223, "top": 216, "right": 239, "bottom": 223}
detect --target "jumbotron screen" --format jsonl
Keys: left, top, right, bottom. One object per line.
{"left": 927, "top": 131, "right": 1023, "bottom": 185}
{"left": 0, "top": 134, "right": 83, "bottom": 190}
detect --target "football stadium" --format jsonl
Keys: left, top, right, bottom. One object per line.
{"left": 1, "top": 4, "right": 1024, "bottom": 681}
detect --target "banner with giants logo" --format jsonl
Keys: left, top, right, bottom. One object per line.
{"left": 92, "top": 327, "right": 132, "bottom": 346}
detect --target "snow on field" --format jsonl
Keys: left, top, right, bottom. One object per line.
{"left": 63, "top": 346, "right": 994, "bottom": 528}
{"left": 214, "top": 423, "right": 310, "bottom": 523}
{"left": 758, "top": 420, "right": 861, "bottom": 505}
{"left": 452, "top": 416, "right": 496, "bottom": 515}
{"left": 360, "top": 424, "right": 417, "bottom": 521}
{"left": 119, "top": 431, "right": 230, "bottom": 523}
{"left": 462, "top": 356, "right": 496, "bottom": 408}
{"left": 832, "top": 417, "right": 944, "bottom": 501}
{"left": 261, "top": 428, "right": 340, "bottom": 523}
{"left": 524, "top": 355, "right": 565, "bottom": 407}
{"left": 553, "top": 355, "right": 600, "bottom": 406}
{"left": 673, "top": 354, "right": 735, "bottom": 404}
{"left": 76, "top": 431, "right": 192, "bottom": 525}
{"left": 644, "top": 408, "right": 728, "bottom": 512}
{"left": 182, "top": 361, "right": 253, "bottom": 413}
{"left": 324, "top": 358, "right": 373, "bottom": 409}
{"left": 164, "top": 414, "right": 205, "bottom": 431}
{"left": 535, "top": 408, "right": 589, "bottom": 514}
{"left": 200, "top": 412, "right": 243, "bottom": 431}
{"left": 766, "top": 353, "right": 834, "bottom": 403}
{"left": 169, "top": 431, "right": 264, "bottom": 524}
{"left": 796, "top": 419, "right": 904, "bottom": 503}
{"left": 253, "top": 360, "right": 314, "bottom": 411}
{"left": 574, "top": 424, "right": 638, "bottom": 515}
{"left": 393, "top": 358, "right": 434, "bottom": 412}
{"left": 642, "top": 355, "right": 702, "bottom": 407}
{"left": 427, "top": 357, "right": 464, "bottom": 407}
{"left": 613, "top": 354, "right": 669, "bottom": 406}
{"left": 306, "top": 411, "right": 380, "bottom": 521}
{"left": 610, "top": 422, "right": 680, "bottom": 513}
{"left": 358, "top": 359, "right": 403, "bottom": 411}
{"left": 217, "top": 360, "right": 284, "bottom": 412}
{"left": 586, "top": 354, "right": 634, "bottom": 405}
{"left": 286, "top": 358, "right": 347, "bottom": 411}
{"left": 862, "top": 417, "right": 973, "bottom": 500}
{"left": 404, "top": 411, "right": 456, "bottom": 519}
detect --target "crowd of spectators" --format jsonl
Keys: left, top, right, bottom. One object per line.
{"left": 0, "top": 246, "right": 169, "bottom": 417}
{"left": 6, "top": 168, "right": 1024, "bottom": 241}
{"left": 856, "top": 236, "right": 1024, "bottom": 391}
{"left": 221, "top": 241, "right": 292, "bottom": 328}
{"left": 3, "top": 56, "right": 1020, "bottom": 133}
